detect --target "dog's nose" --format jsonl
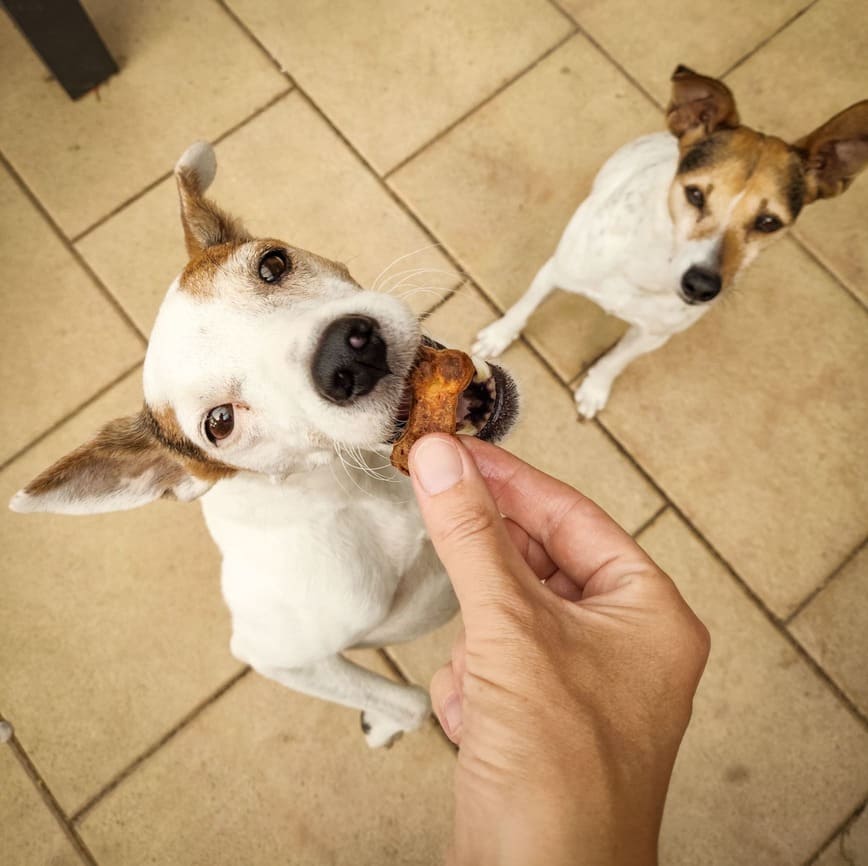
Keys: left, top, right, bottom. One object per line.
{"left": 681, "top": 266, "right": 722, "bottom": 303}
{"left": 312, "top": 315, "right": 390, "bottom": 403}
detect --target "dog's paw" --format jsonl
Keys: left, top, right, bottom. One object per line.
{"left": 471, "top": 319, "right": 520, "bottom": 359}
{"left": 360, "top": 686, "right": 431, "bottom": 749}
{"left": 574, "top": 374, "right": 611, "bottom": 420}
{"left": 175, "top": 141, "right": 217, "bottom": 193}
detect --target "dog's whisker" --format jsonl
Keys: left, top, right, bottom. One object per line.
{"left": 377, "top": 266, "right": 462, "bottom": 294}
{"left": 370, "top": 244, "right": 447, "bottom": 293}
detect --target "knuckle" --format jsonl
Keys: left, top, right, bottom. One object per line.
{"left": 438, "top": 503, "right": 497, "bottom": 549}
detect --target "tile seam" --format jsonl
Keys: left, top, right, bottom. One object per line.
{"left": 70, "top": 86, "right": 294, "bottom": 245}
{"left": 0, "top": 148, "right": 148, "bottom": 344}
{"left": 0, "top": 361, "right": 143, "bottom": 474}
{"left": 71, "top": 666, "right": 250, "bottom": 825}
{"left": 2, "top": 715, "right": 99, "bottom": 866}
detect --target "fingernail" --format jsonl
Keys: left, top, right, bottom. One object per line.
{"left": 411, "top": 437, "right": 464, "bottom": 495}
{"left": 443, "top": 694, "right": 462, "bottom": 737}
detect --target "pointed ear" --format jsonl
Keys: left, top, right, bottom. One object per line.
{"left": 175, "top": 141, "right": 251, "bottom": 257}
{"left": 666, "top": 65, "right": 740, "bottom": 144}
{"left": 9, "top": 412, "right": 218, "bottom": 516}
{"left": 793, "top": 101, "right": 868, "bottom": 203}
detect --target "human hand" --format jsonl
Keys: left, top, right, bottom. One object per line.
{"left": 408, "top": 435, "right": 710, "bottom": 866}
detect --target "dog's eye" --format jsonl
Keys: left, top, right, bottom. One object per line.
{"left": 205, "top": 404, "right": 234, "bottom": 443}
{"left": 259, "top": 250, "right": 288, "bottom": 283}
{"left": 685, "top": 186, "right": 705, "bottom": 209}
{"left": 754, "top": 214, "right": 783, "bottom": 234}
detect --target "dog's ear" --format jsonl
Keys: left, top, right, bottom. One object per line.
{"left": 793, "top": 101, "right": 868, "bottom": 203}
{"left": 666, "top": 65, "right": 740, "bottom": 144}
{"left": 174, "top": 142, "right": 251, "bottom": 257}
{"left": 9, "top": 411, "right": 219, "bottom": 516}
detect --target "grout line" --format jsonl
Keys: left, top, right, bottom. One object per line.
{"left": 545, "top": 0, "right": 665, "bottom": 110}
{"left": 630, "top": 502, "right": 669, "bottom": 539}
{"left": 786, "top": 535, "right": 868, "bottom": 625}
{"left": 214, "top": 0, "right": 487, "bottom": 302}
{"left": 721, "top": 0, "right": 819, "bottom": 79}
{"left": 0, "top": 149, "right": 148, "bottom": 345}
{"left": 71, "top": 667, "right": 250, "bottom": 824}
{"left": 384, "top": 24, "right": 580, "bottom": 179}
{"left": 2, "top": 715, "right": 99, "bottom": 866}
{"left": 613, "top": 417, "right": 868, "bottom": 731}
{"left": 791, "top": 235, "right": 868, "bottom": 314}
{"left": 377, "top": 648, "right": 411, "bottom": 684}
{"left": 803, "top": 797, "right": 867, "bottom": 866}
{"left": 0, "top": 361, "right": 143, "bottom": 474}
{"left": 70, "top": 86, "right": 294, "bottom": 245}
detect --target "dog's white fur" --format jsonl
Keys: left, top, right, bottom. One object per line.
{"left": 474, "top": 132, "right": 707, "bottom": 418}
{"left": 473, "top": 73, "right": 868, "bottom": 418}
{"left": 10, "top": 142, "right": 518, "bottom": 748}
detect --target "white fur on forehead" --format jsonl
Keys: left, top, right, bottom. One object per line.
{"left": 176, "top": 141, "right": 217, "bottom": 194}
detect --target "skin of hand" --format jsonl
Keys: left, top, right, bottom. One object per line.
{"left": 407, "top": 434, "right": 710, "bottom": 866}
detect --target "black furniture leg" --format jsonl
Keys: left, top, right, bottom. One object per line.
{"left": 3, "top": 0, "right": 118, "bottom": 100}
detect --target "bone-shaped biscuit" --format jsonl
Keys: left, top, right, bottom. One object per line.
{"left": 390, "top": 345, "right": 475, "bottom": 475}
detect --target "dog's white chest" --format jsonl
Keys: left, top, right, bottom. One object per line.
{"left": 199, "top": 463, "right": 439, "bottom": 666}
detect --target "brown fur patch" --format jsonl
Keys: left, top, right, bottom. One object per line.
{"left": 24, "top": 413, "right": 188, "bottom": 501}
{"left": 178, "top": 242, "right": 243, "bottom": 297}
{"left": 145, "top": 405, "right": 236, "bottom": 484}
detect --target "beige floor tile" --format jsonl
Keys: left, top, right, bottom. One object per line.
{"left": 790, "top": 544, "right": 868, "bottom": 717}
{"left": 0, "top": 744, "right": 84, "bottom": 866}
{"left": 0, "top": 0, "right": 287, "bottom": 237}
{"left": 227, "top": 0, "right": 573, "bottom": 174}
{"left": 638, "top": 511, "right": 868, "bottom": 866}
{"left": 390, "top": 34, "right": 665, "bottom": 381}
{"left": 726, "top": 0, "right": 868, "bottom": 305}
{"left": 598, "top": 237, "right": 868, "bottom": 618}
{"left": 0, "top": 166, "right": 143, "bottom": 466}
{"left": 77, "top": 92, "right": 456, "bottom": 335}
{"left": 79, "top": 656, "right": 454, "bottom": 866}
{"left": 814, "top": 806, "right": 868, "bottom": 866}
{"left": 0, "top": 371, "right": 242, "bottom": 813}
{"left": 560, "top": 0, "right": 809, "bottom": 106}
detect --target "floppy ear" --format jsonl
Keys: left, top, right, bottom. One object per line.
{"left": 666, "top": 65, "right": 740, "bottom": 144}
{"left": 793, "top": 101, "right": 868, "bottom": 203}
{"left": 9, "top": 411, "right": 217, "bottom": 516}
{"left": 174, "top": 141, "right": 250, "bottom": 257}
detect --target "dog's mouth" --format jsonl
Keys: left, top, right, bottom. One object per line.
{"left": 390, "top": 337, "right": 518, "bottom": 443}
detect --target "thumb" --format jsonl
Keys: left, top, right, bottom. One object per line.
{"left": 409, "top": 434, "right": 533, "bottom": 611}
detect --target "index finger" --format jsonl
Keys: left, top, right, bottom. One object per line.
{"left": 461, "top": 438, "right": 654, "bottom": 589}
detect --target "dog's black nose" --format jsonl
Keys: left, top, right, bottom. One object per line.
{"left": 681, "top": 266, "right": 722, "bottom": 303}
{"left": 312, "top": 315, "right": 389, "bottom": 403}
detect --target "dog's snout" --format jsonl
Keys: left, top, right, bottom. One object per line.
{"left": 312, "top": 315, "right": 390, "bottom": 403}
{"left": 681, "top": 266, "right": 722, "bottom": 303}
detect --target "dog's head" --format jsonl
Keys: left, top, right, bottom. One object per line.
{"left": 10, "top": 143, "right": 518, "bottom": 515}
{"left": 665, "top": 65, "right": 868, "bottom": 305}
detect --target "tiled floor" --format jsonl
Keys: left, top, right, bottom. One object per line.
{"left": 1, "top": 1, "right": 866, "bottom": 864}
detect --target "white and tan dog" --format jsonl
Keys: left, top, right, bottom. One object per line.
{"left": 473, "top": 66, "right": 868, "bottom": 418}
{"left": 10, "top": 142, "right": 518, "bottom": 748}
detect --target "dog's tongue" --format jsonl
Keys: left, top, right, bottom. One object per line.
{"left": 389, "top": 346, "right": 475, "bottom": 474}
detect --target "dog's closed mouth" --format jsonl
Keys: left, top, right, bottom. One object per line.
{"left": 390, "top": 338, "right": 517, "bottom": 445}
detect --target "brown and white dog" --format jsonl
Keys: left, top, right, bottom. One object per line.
{"left": 10, "top": 142, "right": 518, "bottom": 747}
{"left": 473, "top": 66, "right": 868, "bottom": 417}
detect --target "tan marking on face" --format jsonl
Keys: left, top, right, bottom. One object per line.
{"left": 147, "top": 404, "right": 236, "bottom": 483}
{"left": 673, "top": 128, "right": 803, "bottom": 286}
{"left": 178, "top": 242, "right": 244, "bottom": 297}
{"left": 178, "top": 239, "right": 360, "bottom": 301}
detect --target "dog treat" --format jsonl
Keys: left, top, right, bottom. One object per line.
{"left": 390, "top": 346, "right": 475, "bottom": 475}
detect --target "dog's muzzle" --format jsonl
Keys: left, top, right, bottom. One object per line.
{"left": 391, "top": 337, "right": 519, "bottom": 444}
{"left": 312, "top": 315, "right": 390, "bottom": 404}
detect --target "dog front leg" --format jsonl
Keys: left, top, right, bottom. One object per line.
{"left": 575, "top": 326, "right": 670, "bottom": 419}
{"left": 257, "top": 654, "right": 431, "bottom": 748}
{"left": 472, "top": 258, "right": 557, "bottom": 358}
